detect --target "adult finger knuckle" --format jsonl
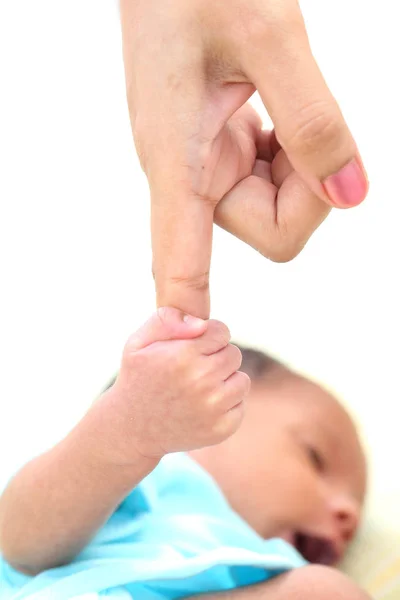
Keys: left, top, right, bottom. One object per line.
{"left": 235, "top": 4, "right": 300, "bottom": 49}
{"left": 236, "top": 10, "right": 268, "bottom": 47}
{"left": 266, "top": 237, "right": 307, "bottom": 263}
{"left": 167, "top": 271, "right": 210, "bottom": 295}
{"left": 285, "top": 101, "right": 345, "bottom": 159}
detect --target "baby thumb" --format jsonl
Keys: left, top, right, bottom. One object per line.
{"left": 126, "top": 307, "right": 207, "bottom": 352}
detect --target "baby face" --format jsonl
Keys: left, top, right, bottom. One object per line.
{"left": 190, "top": 370, "right": 366, "bottom": 566}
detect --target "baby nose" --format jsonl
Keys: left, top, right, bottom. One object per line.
{"left": 331, "top": 497, "right": 360, "bottom": 543}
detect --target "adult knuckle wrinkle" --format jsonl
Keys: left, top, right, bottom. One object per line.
{"left": 169, "top": 271, "right": 210, "bottom": 293}
{"left": 286, "top": 102, "right": 343, "bottom": 156}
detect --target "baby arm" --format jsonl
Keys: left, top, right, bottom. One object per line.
{"left": 0, "top": 308, "right": 248, "bottom": 575}
{"left": 185, "top": 566, "right": 371, "bottom": 600}
{"left": 0, "top": 400, "right": 156, "bottom": 575}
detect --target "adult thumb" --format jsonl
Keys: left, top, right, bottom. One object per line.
{"left": 125, "top": 307, "right": 207, "bottom": 353}
{"left": 242, "top": 6, "right": 369, "bottom": 209}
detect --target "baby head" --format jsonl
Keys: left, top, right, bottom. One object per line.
{"left": 190, "top": 346, "right": 367, "bottom": 566}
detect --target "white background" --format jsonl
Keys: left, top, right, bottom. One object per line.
{"left": 0, "top": 0, "right": 398, "bottom": 528}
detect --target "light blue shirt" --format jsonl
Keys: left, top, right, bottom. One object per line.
{"left": 0, "top": 454, "right": 306, "bottom": 599}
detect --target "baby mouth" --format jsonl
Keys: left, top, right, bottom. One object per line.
{"left": 293, "top": 532, "right": 340, "bottom": 566}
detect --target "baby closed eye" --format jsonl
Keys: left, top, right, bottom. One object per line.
{"left": 306, "top": 445, "right": 326, "bottom": 473}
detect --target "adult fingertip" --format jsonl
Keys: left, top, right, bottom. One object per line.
{"left": 322, "top": 155, "right": 369, "bottom": 208}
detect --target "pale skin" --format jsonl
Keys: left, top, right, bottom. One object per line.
{"left": 120, "top": 0, "right": 369, "bottom": 319}
{"left": 0, "top": 309, "right": 247, "bottom": 573}
{"left": 118, "top": 3, "right": 370, "bottom": 596}
{"left": 185, "top": 566, "right": 370, "bottom": 599}
{"left": 0, "top": 3, "right": 371, "bottom": 599}
{"left": 115, "top": 4, "right": 369, "bottom": 594}
{"left": 0, "top": 309, "right": 371, "bottom": 599}
{"left": 190, "top": 370, "right": 367, "bottom": 564}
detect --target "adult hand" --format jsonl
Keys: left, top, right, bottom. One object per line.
{"left": 120, "top": 0, "right": 368, "bottom": 318}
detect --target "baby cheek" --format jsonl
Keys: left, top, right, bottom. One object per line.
{"left": 276, "top": 465, "right": 326, "bottom": 519}
{"left": 250, "top": 465, "right": 304, "bottom": 523}
{"left": 297, "top": 475, "right": 334, "bottom": 526}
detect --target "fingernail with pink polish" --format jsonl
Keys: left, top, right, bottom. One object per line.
{"left": 323, "top": 157, "right": 369, "bottom": 208}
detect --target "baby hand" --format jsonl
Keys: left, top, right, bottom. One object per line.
{"left": 101, "top": 308, "right": 249, "bottom": 461}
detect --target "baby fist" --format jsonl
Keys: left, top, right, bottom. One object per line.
{"left": 107, "top": 308, "right": 250, "bottom": 460}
